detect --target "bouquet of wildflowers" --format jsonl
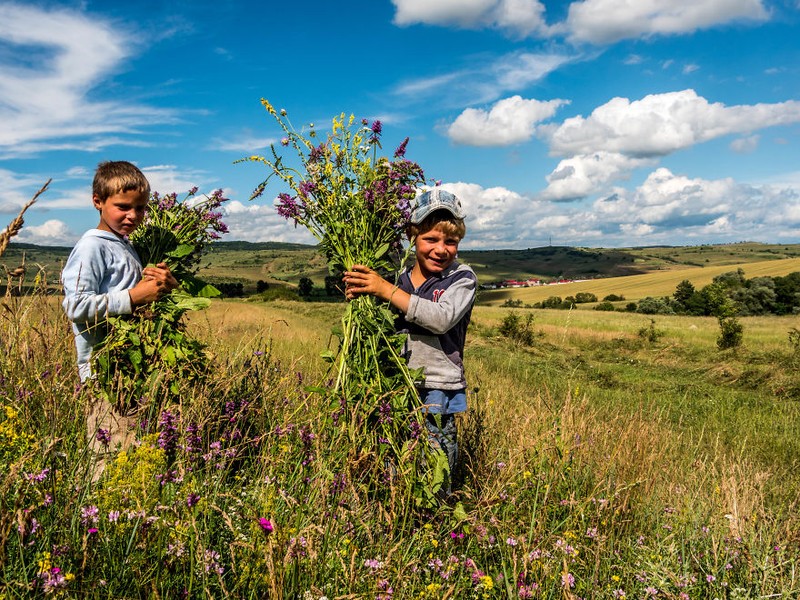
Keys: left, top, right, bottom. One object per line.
{"left": 93, "top": 188, "right": 229, "bottom": 407}
{"left": 245, "top": 101, "right": 448, "bottom": 504}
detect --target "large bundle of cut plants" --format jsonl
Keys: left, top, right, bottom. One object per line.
{"left": 92, "top": 188, "right": 229, "bottom": 407}
{"left": 244, "top": 102, "right": 449, "bottom": 504}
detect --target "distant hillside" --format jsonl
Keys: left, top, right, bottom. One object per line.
{"left": 4, "top": 240, "right": 800, "bottom": 292}
{"left": 478, "top": 257, "right": 800, "bottom": 306}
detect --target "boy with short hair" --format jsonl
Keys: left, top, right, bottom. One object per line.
{"left": 62, "top": 161, "right": 178, "bottom": 470}
{"left": 343, "top": 188, "right": 477, "bottom": 491}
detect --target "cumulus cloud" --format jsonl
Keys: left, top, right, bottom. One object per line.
{"left": 591, "top": 168, "right": 800, "bottom": 243}
{"left": 565, "top": 0, "right": 769, "bottom": 44}
{"left": 391, "top": 0, "right": 550, "bottom": 37}
{"left": 424, "top": 169, "right": 800, "bottom": 249}
{"left": 222, "top": 200, "right": 317, "bottom": 244}
{"left": 540, "top": 152, "right": 655, "bottom": 201}
{"left": 0, "top": 3, "right": 176, "bottom": 155}
{"left": 546, "top": 89, "right": 800, "bottom": 158}
{"left": 447, "top": 96, "right": 568, "bottom": 146}
{"left": 14, "top": 219, "right": 78, "bottom": 246}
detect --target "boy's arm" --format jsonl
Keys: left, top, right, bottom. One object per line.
{"left": 128, "top": 263, "right": 179, "bottom": 305}
{"left": 62, "top": 250, "right": 135, "bottom": 323}
{"left": 405, "top": 275, "right": 476, "bottom": 334}
{"left": 343, "top": 265, "right": 411, "bottom": 313}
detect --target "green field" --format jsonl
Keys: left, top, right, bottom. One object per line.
{"left": 3, "top": 237, "right": 800, "bottom": 595}
{"left": 479, "top": 257, "right": 800, "bottom": 306}
{"left": 2, "top": 287, "right": 798, "bottom": 597}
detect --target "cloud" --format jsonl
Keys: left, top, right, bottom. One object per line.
{"left": 212, "top": 135, "right": 278, "bottom": 153}
{"left": 222, "top": 200, "right": 317, "bottom": 244}
{"left": 391, "top": 0, "right": 550, "bottom": 37}
{"left": 449, "top": 168, "right": 800, "bottom": 248}
{"left": 14, "top": 219, "right": 78, "bottom": 246}
{"left": 540, "top": 152, "right": 655, "bottom": 201}
{"left": 0, "top": 3, "right": 177, "bottom": 155}
{"left": 0, "top": 169, "right": 48, "bottom": 213}
{"left": 591, "top": 168, "right": 800, "bottom": 242}
{"left": 141, "top": 165, "right": 215, "bottom": 196}
{"left": 730, "top": 134, "right": 760, "bottom": 153}
{"left": 546, "top": 89, "right": 800, "bottom": 158}
{"left": 394, "top": 50, "right": 574, "bottom": 107}
{"left": 565, "top": 0, "right": 769, "bottom": 44}
{"left": 447, "top": 96, "right": 568, "bottom": 146}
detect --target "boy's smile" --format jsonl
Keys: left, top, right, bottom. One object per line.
{"left": 94, "top": 190, "right": 148, "bottom": 238}
{"left": 413, "top": 226, "right": 460, "bottom": 281}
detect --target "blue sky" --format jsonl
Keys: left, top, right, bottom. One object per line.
{"left": 2, "top": 0, "right": 800, "bottom": 250}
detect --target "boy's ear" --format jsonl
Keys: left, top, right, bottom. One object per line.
{"left": 91, "top": 194, "right": 104, "bottom": 210}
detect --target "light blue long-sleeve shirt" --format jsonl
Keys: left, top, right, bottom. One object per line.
{"left": 61, "top": 229, "right": 142, "bottom": 380}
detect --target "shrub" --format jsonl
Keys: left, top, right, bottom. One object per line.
{"left": 574, "top": 292, "right": 598, "bottom": 303}
{"left": 717, "top": 316, "right": 744, "bottom": 350}
{"left": 603, "top": 293, "right": 625, "bottom": 302}
{"left": 636, "top": 296, "right": 675, "bottom": 315}
{"left": 594, "top": 301, "right": 616, "bottom": 311}
{"left": 498, "top": 311, "right": 537, "bottom": 345}
{"left": 637, "top": 318, "right": 664, "bottom": 343}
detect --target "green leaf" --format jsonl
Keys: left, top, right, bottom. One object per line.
{"left": 166, "top": 244, "right": 194, "bottom": 259}
{"left": 373, "top": 242, "right": 390, "bottom": 260}
{"left": 181, "top": 274, "right": 221, "bottom": 298}
{"left": 320, "top": 350, "right": 336, "bottom": 363}
{"left": 130, "top": 349, "right": 142, "bottom": 366}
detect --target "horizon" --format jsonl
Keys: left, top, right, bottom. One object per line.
{"left": 1, "top": 1, "right": 799, "bottom": 250}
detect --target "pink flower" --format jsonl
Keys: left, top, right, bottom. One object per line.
{"left": 259, "top": 518, "right": 273, "bottom": 534}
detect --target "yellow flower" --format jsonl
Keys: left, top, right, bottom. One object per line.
{"left": 611, "top": 575, "right": 620, "bottom": 582}
{"left": 430, "top": 539, "right": 438, "bottom": 548}
{"left": 480, "top": 575, "right": 494, "bottom": 589}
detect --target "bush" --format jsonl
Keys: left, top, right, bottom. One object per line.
{"left": 502, "top": 298, "right": 523, "bottom": 308}
{"left": 594, "top": 301, "right": 616, "bottom": 311}
{"left": 603, "top": 293, "right": 625, "bottom": 302}
{"left": 636, "top": 296, "right": 675, "bottom": 315}
{"left": 638, "top": 318, "right": 664, "bottom": 343}
{"left": 498, "top": 310, "right": 537, "bottom": 345}
{"left": 256, "top": 286, "right": 301, "bottom": 302}
{"left": 717, "top": 316, "right": 744, "bottom": 350}
{"left": 574, "top": 292, "right": 598, "bottom": 303}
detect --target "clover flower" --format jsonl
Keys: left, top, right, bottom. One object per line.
{"left": 259, "top": 518, "right": 273, "bottom": 534}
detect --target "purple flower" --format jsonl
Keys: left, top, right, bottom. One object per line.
{"left": 81, "top": 505, "right": 99, "bottom": 527}
{"left": 276, "top": 193, "right": 303, "bottom": 222}
{"left": 394, "top": 137, "right": 409, "bottom": 158}
{"left": 158, "top": 410, "right": 179, "bottom": 454}
{"left": 187, "top": 493, "right": 200, "bottom": 508}
{"left": 96, "top": 428, "right": 111, "bottom": 447}
{"left": 24, "top": 467, "right": 51, "bottom": 483}
{"left": 259, "top": 518, "right": 273, "bottom": 534}
{"left": 561, "top": 572, "right": 575, "bottom": 588}
{"left": 298, "top": 180, "right": 316, "bottom": 198}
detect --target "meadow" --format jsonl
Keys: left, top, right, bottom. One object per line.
{"left": 1, "top": 278, "right": 798, "bottom": 598}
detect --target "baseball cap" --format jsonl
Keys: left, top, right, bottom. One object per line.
{"left": 410, "top": 189, "right": 466, "bottom": 225}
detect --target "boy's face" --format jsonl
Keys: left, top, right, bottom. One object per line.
{"left": 93, "top": 190, "right": 147, "bottom": 238}
{"left": 413, "top": 224, "right": 460, "bottom": 278}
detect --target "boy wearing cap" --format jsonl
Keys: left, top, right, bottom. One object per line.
{"left": 343, "top": 188, "right": 477, "bottom": 492}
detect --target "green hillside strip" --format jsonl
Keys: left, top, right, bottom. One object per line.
{"left": 478, "top": 257, "right": 800, "bottom": 305}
